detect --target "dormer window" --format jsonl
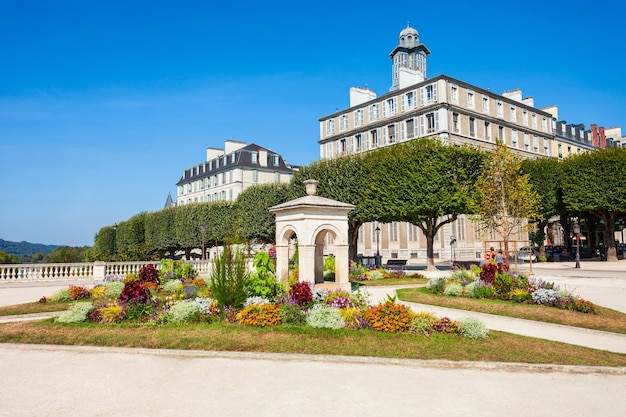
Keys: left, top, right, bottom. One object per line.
{"left": 251, "top": 152, "right": 258, "bottom": 164}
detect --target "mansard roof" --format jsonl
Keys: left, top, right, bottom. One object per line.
{"left": 176, "top": 143, "right": 297, "bottom": 186}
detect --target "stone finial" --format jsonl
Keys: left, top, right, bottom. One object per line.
{"left": 304, "top": 179, "right": 319, "bottom": 196}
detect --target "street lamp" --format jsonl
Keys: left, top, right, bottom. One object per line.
{"left": 573, "top": 220, "right": 581, "bottom": 269}
{"left": 449, "top": 236, "right": 456, "bottom": 263}
{"left": 375, "top": 225, "right": 381, "bottom": 268}
{"left": 199, "top": 223, "right": 207, "bottom": 260}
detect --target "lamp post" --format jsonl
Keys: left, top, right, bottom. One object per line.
{"left": 199, "top": 223, "right": 207, "bottom": 260}
{"left": 449, "top": 236, "right": 456, "bottom": 263}
{"left": 375, "top": 225, "right": 381, "bottom": 268}
{"left": 573, "top": 220, "right": 581, "bottom": 269}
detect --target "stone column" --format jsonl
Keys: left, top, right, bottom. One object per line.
{"left": 275, "top": 245, "right": 290, "bottom": 284}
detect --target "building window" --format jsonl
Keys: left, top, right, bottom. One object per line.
{"left": 389, "top": 222, "right": 398, "bottom": 242}
{"left": 450, "top": 84, "right": 458, "bottom": 103}
{"left": 222, "top": 172, "right": 226, "bottom": 184}
{"left": 372, "top": 222, "right": 379, "bottom": 243}
{"left": 467, "top": 91, "right": 475, "bottom": 109}
{"left": 452, "top": 112, "right": 459, "bottom": 133}
{"left": 383, "top": 97, "right": 397, "bottom": 117}
{"left": 469, "top": 117, "right": 476, "bottom": 137}
{"left": 339, "top": 138, "right": 347, "bottom": 154}
{"left": 408, "top": 224, "right": 419, "bottom": 242}
{"left": 421, "top": 84, "right": 438, "bottom": 104}
{"left": 558, "top": 144, "right": 563, "bottom": 158}
{"left": 274, "top": 172, "right": 280, "bottom": 182}
{"left": 273, "top": 155, "right": 279, "bottom": 166}
{"left": 355, "top": 109, "right": 364, "bottom": 126}
{"left": 221, "top": 191, "right": 226, "bottom": 200}
{"left": 496, "top": 101, "right": 503, "bottom": 117}
{"left": 325, "top": 119, "right": 335, "bottom": 136}
{"left": 482, "top": 96, "right": 489, "bottom": 113}
{"left": 340, "top": 114, "right": 349, "bottom": 131}
{"left": 406, "top": 119, "right": 415, "bottom": 139}
{"left": 533, "top": 135, "right": 539, "bottom": 152}
{"left": 370, "top": 103, "right": 379, "bottom": 121}
{"left": 325, "top": 142, "right": 333, "bottom": 158}
{"left": 424, "top": 112, "right": 438, "bottom": 134}
{"left": 510, "top": 106, "right": 517, "bottom": 122}
{"left": 231, "top": 153, "right": 235, "bottom": 163}
{"left": 387, "top": 124, "right": 396, "bottom": 144}
{"left": 512, "top": 130, "right": 518, "bottom": 148}
{"left": 485, "top": 121, "right": 491, "bottom": 140}
{"left": 498, "top": 125, "right": 505, "bottom": 142}
{"left": 370, "top": 130, "right": 378, "bottom": 148}
{"left": 458, "top": 216, "right": 466, "bottom": 240}
{"left": 531, "top": 113, "right": 537, "bottom": 129}
{"left": 251, "top": 152, "right": 258, "bottom": 164}
{"left": 252, "top": 170, "right": 258, "bottom": 183}
{"left": 524, "top": 133, "right": 530, "bottom": 150}
{"left": 403, "top": 91, "right": 415, "bottom": 110}
{"left": 522, "top": 110, "right": 528, "bottom": 126}
{"left": 355, "top": 134, "right": 363, "bottom": 152}
{"left": 542, "top": 117, "right": 548, "bottom": 132}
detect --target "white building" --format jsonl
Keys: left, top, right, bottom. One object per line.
{"left": 176, "top": 140, "right": 297, "bottom": 205}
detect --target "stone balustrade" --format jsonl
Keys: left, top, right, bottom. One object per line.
{"left": 0, "top": 260, "right": 212, "bottom": 282}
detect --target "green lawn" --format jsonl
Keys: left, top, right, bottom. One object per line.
{"left": 1, "top": 320, "right": 625, "bottom": 367}
{"left": 396, "top": 287, "right": 626, "bottom": 334}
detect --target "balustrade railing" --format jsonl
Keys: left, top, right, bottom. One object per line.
{"left": 0, "top": 260, "right": 213, "bottom": 282}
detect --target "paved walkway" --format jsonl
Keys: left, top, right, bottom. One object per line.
{"left": 1, "top": 262, "right": 626, "bottom": 416}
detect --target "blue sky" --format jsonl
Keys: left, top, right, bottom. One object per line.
{"left": 1, "top": 0, "right": 625, "bottom": 247}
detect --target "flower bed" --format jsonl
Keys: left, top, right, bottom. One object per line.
{"left": 427, "top": 265, "right": 598, "bottom": 314}
{"left": 42, "top": 254, "right": 488, "bottom": 339}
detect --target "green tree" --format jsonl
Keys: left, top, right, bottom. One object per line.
{"left": 0, "top": 250, "right": 18, "bottom": 264}
{"left": 236, "top": 183, "right": 290, "bottom": 244}
{"left": 92, "top": 225, "right": 117, "bottom": 261}
{"left": 44, "top": 246, "right": 89, "bottom": 263}
{"left": 115, "top": 212, "right": 155, "bottom": 261}
{"left": 560, "top": 147, "right": 626, "bottom": 261}
{"left": 145, "top": 207, "right": 179, "bottom": 258}
{"left": 289, "top": 153, "right": 370, "bottom": 261}
{"left": 362, "top": 139, "right": 485, "bottom": 270}
{"left": 473, "top": 139, "right": 540, "bottom": 260}
{"left": 521, "top": 156, "right": 563, "bottom": 255}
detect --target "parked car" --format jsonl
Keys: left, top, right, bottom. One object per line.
{"left": 517, "top": 246, "right": 538, "bottom": 262}
{"left": 544, "top": 245, "right": 564, "bottom": 262}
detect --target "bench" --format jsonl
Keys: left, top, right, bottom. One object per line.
{"left": 384, "top": 259, "right": 407, "bottom": 270}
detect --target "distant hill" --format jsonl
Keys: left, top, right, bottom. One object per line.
{"left": 0, "top": 239, "right": 58, "bottom": 256}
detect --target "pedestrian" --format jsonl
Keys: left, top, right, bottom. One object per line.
{"left": 495, "top": 249, "right": 505, "bottom": 265}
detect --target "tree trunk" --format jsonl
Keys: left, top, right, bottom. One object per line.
{"left": 424, "top": 228, "right": 438, "bottom": 271}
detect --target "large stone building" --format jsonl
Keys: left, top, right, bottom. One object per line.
{"left": 317, "top": 25, "right": 616, "bottom": 263}
{"left": 176, "top": 140, "right": 297, "bottom": 205}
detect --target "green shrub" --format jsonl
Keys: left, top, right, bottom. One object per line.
{"left": 50, "top": 288, "right": 72, "bottom": 303}
{"left": 163, "top": 279, "right": 182, "bottom": 294}
{"left": 411, "top": 311, "right": 438, "bottom": 334}
{"left": 56, "top": 301, "right": 94, "bottom": 323}
{"left": 210, "top": 245, "right": 250, "bottom": 308}
{"left": 493, "top": 273, "right": 513, "bottom": 298}
{"left": 105, "top": 281, "right": 125, "bottom": 299}
{"left": 168, "top": 301, "right": 201, "bottom": 324}
{"left": 427, "top": 277, "right": 447, "bottom": 294}
{"left": 443, "top": 283, "right": 463, "bottom": 297}
{"left": 458, "top": 317, "right": 489, "bottom": 339}
{"left": 323, "top": 255, "right": 336, "bottom": 272}
{"left": 306, "top": 306, "right": 345, "bottom": 329}
{"left": 473, "top": 284, "right": 494, "bottom": 299}
{"left": 278, "top": 303, "right": 306, "bottom": 325}
{"left": 368, "top": 270, "right": 383, "bottom": 281}
{"left": 463, "top": 281, "right": 476, "bottom": 297}
{"left": 508, "top": 288, "right": 531, "bottom": 303}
